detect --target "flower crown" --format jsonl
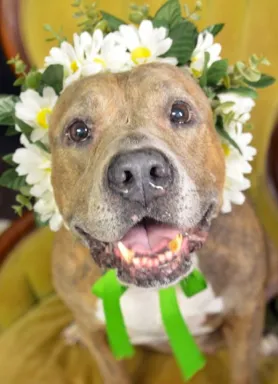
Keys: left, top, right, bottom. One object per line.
{"left": 0, "top": 0, "right": 275, "bottom": 231}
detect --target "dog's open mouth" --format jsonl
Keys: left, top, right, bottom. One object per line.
{"left": 113, "top": 218, "right": 207, "bottom": 287}
{"left": 78, "top": 218, "right": 208, "bottom": 288}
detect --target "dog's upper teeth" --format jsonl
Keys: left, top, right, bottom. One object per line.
{"left": 168, "top": 233, "right": 183, "bottom": 254}
{"left": 117, "top": 242, "right": 135, "bottom": 263}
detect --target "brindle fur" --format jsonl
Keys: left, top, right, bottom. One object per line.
{"left": 50, "top": 63, "right": 278, "bottom": 384}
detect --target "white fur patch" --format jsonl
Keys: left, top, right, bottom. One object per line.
{"left": 96, "top": 254, "right": 224, "bottom": 347}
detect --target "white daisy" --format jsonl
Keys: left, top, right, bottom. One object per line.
{"left": 82, "top": 31, "right": 130, "bottom": 75}
{"left": 116, "top": 20, "right": 178, "bottom": 66}
{"left": 217, "top": 92, "right": 256, "bottom": 213}
{"left": 190, "top": 31, "right": 221, "bottom": 77}
{"left": 13, "top": 135, "right": 52, "bottom": 198}
{"left": 45, "top": 31, "right": 94, "bottom": 87}
{"left": 34, "top": 191, "right": 63, "bottom": 231}
{"left": 217, "top": 92, "right": 255, "bottom": 125}
{"left": 15, "top": 87, "right": 58, "bottom": 144}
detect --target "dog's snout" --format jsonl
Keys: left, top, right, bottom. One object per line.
{"left": 107, "top": 149, "right": 173, "bottom": 206}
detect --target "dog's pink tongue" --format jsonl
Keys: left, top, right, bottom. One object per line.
{"left": 121, "top": 222, "right": 181, "bottom": 254}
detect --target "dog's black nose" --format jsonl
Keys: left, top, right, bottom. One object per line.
{"left": 107, "top": 149, "right": 173, "bottom": 206}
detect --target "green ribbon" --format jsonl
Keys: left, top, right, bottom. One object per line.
{"left": 92, "top": 268, "right": 207, "bottom": 380}
{"left": 92, "top": 270, "right": 135, "bottom": 359}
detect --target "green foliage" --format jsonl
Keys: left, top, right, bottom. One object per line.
{"left": 129, "top": 4, "right": 150, "bottom": 24}
{"left": 2, "top": 154, "right": 16, "bottom": 166}
{"left": 153, "top": 0, "right": 182, "bottom": 28}
{"left": 39, "top": 64, "right": 64, "bottom": 95}
{"left": 225, "top": 87, "right": 258, "bottom": 99}
{"left": 184, "top": 0, "right": 202, "bottom": 22}
{"left": 0, "top": 169, "right": 27, "bottom": 191}
{"left": 43, "top": 24, "right": 67, "bottom": 44}
{"left": 206, "top": 59, "right": 228, "bottom": 85}
{"left": 203, "top": 23, "right": 224, "bottom": 37}
{"left": 25, "top": 70, "right": 42, "bottom": 90}
{"left": 245, "top": 74, "right": 275, "bottom": 88}
{"left": 0, "top": 95, "right": 18, "bottom": 126}
{"left": 165, "top": 20, "right": 198, "bottom": 65}
{"left": 7, "top": 54, "right": 27, "bottom": 76}
{"left": 5, "top": 125, "right": 19, "bottom": 136}
{"left": 199, "top": 52, "right": 210, "bottom": 87}
{"left": 215, "top": 116, "right": 242, "bottom": 154}
{"left": 100, "top": 12, "right": 125, "bottom": 31}
{"left": 15, "top": 118, "right": 33, "bottom": 140}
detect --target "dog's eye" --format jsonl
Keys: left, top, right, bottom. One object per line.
{"left": 170, "top": 102, "right": 191, "bottom": 125}
{"left": 66, "top": 121, "right": 91, "bottom": 143}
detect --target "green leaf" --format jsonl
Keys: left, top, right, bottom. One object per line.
{"left": 13, "top": 77, "right": 25, "bottom": 87}
{"left": 152, "top": 19, "right": 169, "bottom": 28}
{"left": 34, "top": 213, "right": 47, "bottom": 228}
{"left": 16, "top": 194, "right": 33, "bottom": 210}
{"left": 100, "top": 11, "right": 125, "bottom": 31}
{"left": 235, "top": 61, "right": 261, "bottom": 82}
{"left": 0, "top": 169, "right": 27, "bottom": 191}
{"left": 199, "top": 52, "right": 210, "bottom": 88}
{"left": 225, "top": 87, "right": 258, "bottom": 99}
{"left": 0, "top": 95, "right": 18, "bottom": 126}
{"left": 15, "top": 117, "right": 33, "bottom": 139}
{"left": 5, "top": 125, "right": 19, "bottom": 136}
{"left": 207, "top": 59, "right": 228, "bottom": 86}
{"left": 2, "top": 153, "right": 16, "bottom": 166}
{"left": 25, "top": 71, "right": 42, "bottom": 90}
{"left": 12, "top": 205, "right": 23, "bottom": 216}
{"left": 40, "top": 64, "right": 64, "bottom": 94}
{"left": 203, "top": 23, "right": 224, "bottom": 37}
{"left": 245, "top": 74, "right": 276, "bottom": 88}
{"left": 165, "top": 20, "right": 198, "bottom": 65}
{"left": 153, "top": 0, "right": 182, "bottom": 28}
{"left": 215, "top": 116, "right": 242, "bottom": 154}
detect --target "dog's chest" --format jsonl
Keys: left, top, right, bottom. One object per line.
{"left": 96, "top": 260, "right": 224, "bottom": 347}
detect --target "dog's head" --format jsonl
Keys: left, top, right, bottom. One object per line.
{"left": 49, "top": 62, "right": 225, "bottom": 288}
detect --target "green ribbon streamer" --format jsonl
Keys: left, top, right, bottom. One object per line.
{"left": 180, "top": 269, "right": 207, "bottom": 297}
{"left": 92, "top": 268, "right": 207, "bottom": 380}
{"left": 159, "top": 287, "right": 206, "bottom": 380}
{"left": 92, "top": 269, "right": 135, "bottom": 359}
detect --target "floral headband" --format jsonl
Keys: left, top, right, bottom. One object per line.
{"left": 0, "top": 0, "right": 275, "bottom": 231}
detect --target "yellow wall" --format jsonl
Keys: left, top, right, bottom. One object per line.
{"left": 20, "top": 0, "right": 278, "bottom": 244}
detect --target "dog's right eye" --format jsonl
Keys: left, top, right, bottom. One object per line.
{"left": 66, "top": 121, "right": 91, "bottom": 144}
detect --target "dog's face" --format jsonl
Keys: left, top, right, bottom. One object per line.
{"left": 49, "top": 63, "right": 225, "bottom": 288}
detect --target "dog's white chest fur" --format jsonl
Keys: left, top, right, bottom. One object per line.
{"left": 96, "top": 256, "right": 224, "bottom": 347}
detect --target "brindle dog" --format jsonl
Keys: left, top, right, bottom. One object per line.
{"left": 50, "top": 63, "right": 278, "bottom": 384}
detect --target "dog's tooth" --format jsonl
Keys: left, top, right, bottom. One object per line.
{"left": 117, "top": 242, "right": 134, "bottom": 264}
{"left": 165, "top": 251, "right": 173, "bottom": 261}
{"left": 142, "top": 257, "right": 148, "bottom": 266}
{"left": 153, "top": 259, "right": 159, "bottom": 267}
{"left": 147, "top": 259, "right": 153, "bottom": 268}
{"left": 159, "top": 254, "right": 166, "bottom": 263}
{"left": 133, "top": 258, "right": 140, "bottom": 266}
{"left": 168, "top": 234, "right": 183, "bottom": 254}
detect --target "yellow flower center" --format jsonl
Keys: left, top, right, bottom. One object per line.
{"left": 131, "top": 46, "right": 151, "bottom": 64}
{"left": 70, "top": 60, "right": 79, "bottom": 73}
{"left": 93, "top": 57, "right": 107, "bottom": 68}
{"left": 36, "top": 108, "right": 52, "bottom": 129}
{"left": 222, "top": 143, "right": 231, "bottom": 157}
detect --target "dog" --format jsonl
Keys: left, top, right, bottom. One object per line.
{"left": 49, "top": 62, "right": 278, "bottom": 384}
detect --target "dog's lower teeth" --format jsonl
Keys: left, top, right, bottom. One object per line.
{"left": 159, "top": 254, "right": 166, "bottom": 263}
{"left": 165, "top": 251, "right": 173, "bottom": 261}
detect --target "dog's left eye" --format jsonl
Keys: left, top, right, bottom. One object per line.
{"left": 66, "top": 121, "right": 91, "bottom": 143}
{"left": 170, "top": 102, "right": 191, "bottom": 125}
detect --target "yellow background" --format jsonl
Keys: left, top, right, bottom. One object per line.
{"left": 19, "top": 0, "right": 278, "bottom": 244}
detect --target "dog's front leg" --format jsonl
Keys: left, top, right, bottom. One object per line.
{"left": 223, "top": 294, "right": 264, "bottom": 384}
{"left": 76, "top": 321, "right": 131, "bottom": 384}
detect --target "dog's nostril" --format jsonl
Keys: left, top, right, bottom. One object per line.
{"left": 123, "top": 170, "right": 133, "bottom": 184}
{"left": 150, "top": 165, "right": 167, "bottom": 179}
